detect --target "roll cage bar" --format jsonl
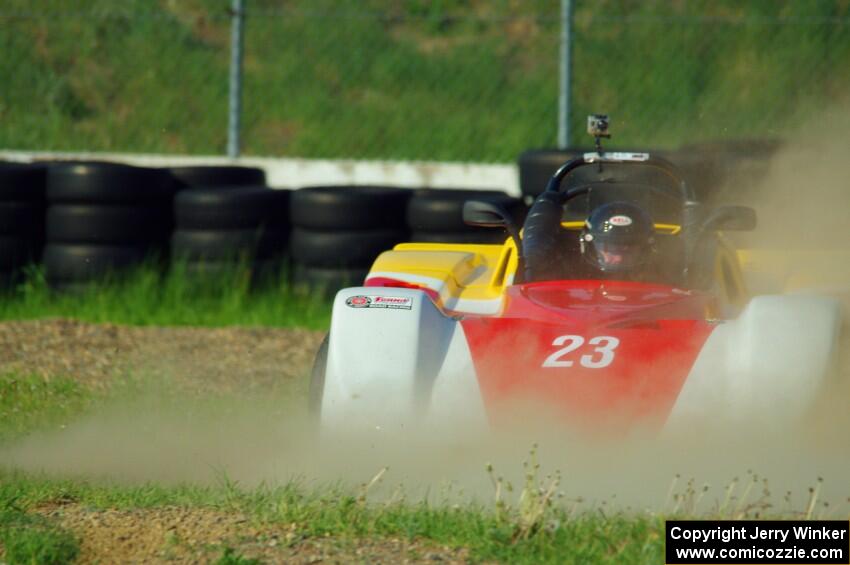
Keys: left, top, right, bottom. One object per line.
{"left": 521, "top": 152, "right": 702, "bottom": 284}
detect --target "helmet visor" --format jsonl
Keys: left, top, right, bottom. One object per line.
{"left": 587, "top": 241, "right": 646, "bottom": 273}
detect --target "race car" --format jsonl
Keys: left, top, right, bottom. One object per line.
{"left": 309, "top": 130, "right": 844, "bottom": 438}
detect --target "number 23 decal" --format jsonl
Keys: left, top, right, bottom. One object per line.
{"left": 541, "top": 335, "right": 620, "bottom": 369}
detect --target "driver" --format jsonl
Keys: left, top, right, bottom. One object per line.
{"left": 578, "top": 201, "right": 657, "bottom": 281}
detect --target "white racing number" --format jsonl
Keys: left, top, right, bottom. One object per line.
{"left": 541, "top": 335, "right": 620, "bottom": 369}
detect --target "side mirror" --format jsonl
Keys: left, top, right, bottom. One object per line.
{"left": 462, "top": 200, "right": 512, "bottom": 228}
{"left": 463, "top": 199, "right": 523, "bottom": 252}
{"left": 702, "top": 205, "right": 757, "bottom": 232}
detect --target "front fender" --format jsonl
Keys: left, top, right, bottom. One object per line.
{"left": 666, "top": 294, "right": 843, "bottom": 430}
{"left": 321, "top": 287, "right": 487, "bottom": 435}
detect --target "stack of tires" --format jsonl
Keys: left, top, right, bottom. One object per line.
{"left": 517, "top": 143, "right": 781, "bottom": 205}
{"left": 0, "top": 163, "right": 47, "bottom": 286}
{"left": 168, "top": 165, "right": 266, "bottom": 189}
{"left": 290, "top": 186, "right": 411, "bottom": 292}
{"left": 43, "top": 163, "right": 176, "bottom": 290}
{"left": 518, "top": 149, "right": 587, "bottom": 200}
{"left": 172, "top": 186, "right": 290, "bottom": 280}
{"left": 407, "top": 189, "right": 523, "bottom": 244}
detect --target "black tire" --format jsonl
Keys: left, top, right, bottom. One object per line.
{"left": 0, "top": 163, "right": 47, "bottom": 201}
{"left": 175, "top": 186, "right": 289, "bottom": 230}
{"left": 0, "top": 201, "right": 45, "bottom": 235}
{"left": 0, "top": 235, "right": 38, "bottom": 269}
{"left": 407, "top": 189, "right": 522, "bottom": 232}
{"left": 0, "top": 269, "right": 26, "bottom": 288}
{"left": 309, "top": 334, "right": 329, "bottom": 418}
{"left": 43, "top": 243, "right": 149, "bottom": 282}
{"left": 47, "top": 162, "right": 176, "bottom": 204}
{"left": 518, "top": 148, "right": 588, "bottom": 198}
{"left": 177, "top": 258, "right": 282, "bottom": 278}
{"left": 290, "top": 227, "right": 404, "bottom": 268}
{"left": 290, "top": 186, "right": 410, "bottom": 230}
{"left": 673, "top": 139, "right": 782, "bottom": 202}
{"left": 168, "top": 165, "right": 266, "bottom": 188}
{"left": 46, "top": 205, "right": 171, "bottom": 244}
{"left": 292, "top": 264, "right": 368, "bottom": 292}
{"left": 408, "top": 230, "right": 507, "bottom": 244}
{"left": 171, "top": 228, "right": 289, "bottom": 261}
{"left": 519, "top": 147, "right": 684, "bottom": 198}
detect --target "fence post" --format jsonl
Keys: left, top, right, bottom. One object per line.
{"left": 227, "top": 0, "right": 245, "bottom": 158}
{"left": 558, "top": 0, "right": 574, "bottom": 149}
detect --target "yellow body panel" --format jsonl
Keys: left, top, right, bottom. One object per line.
{"left": 371, "top": 240, "right": 517, "bottom": 302}
{"left": 737, "top": 248, "right": 850, "bottom": 293}
{"left": 368, "top": 225, "right": 758, "bottom": 312}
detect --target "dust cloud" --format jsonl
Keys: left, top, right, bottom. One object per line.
{"left": 3, "top": 385, "right": 850, "bottom": 515}
{"left": 2, "top": 108, "right": 850, "bottom": 517}
{"left": 726, "top": 105, "right": 850, "bottom": 301}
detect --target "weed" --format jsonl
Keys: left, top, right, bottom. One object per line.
{"left": 486, "top": 444, "right": 564, "bottom": 543}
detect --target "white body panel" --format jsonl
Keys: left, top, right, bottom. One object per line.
{"left": 322, "top": 287, "right": 843, "bottom": 436}
{"left": 321, "top": 287, "right": 488, "bottom": 436}
{"left": 666, "top": 294, "right": 843, "bottom": 431}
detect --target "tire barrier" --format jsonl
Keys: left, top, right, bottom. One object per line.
{"left": 44, "top": 162, "right": 177, "bottom": 287}
{"left": 42, "top": 243, "right": 149, "bottom": 281}
{"left": 291, "top": 228, "right": 406, "bottom": 268}
{"left": 47, "top": 205, "right": 172, "bottom": 244}
{"left": 174, "top": 186, "right": 289, "bottom": 230}
{"left": 1, "top": 144, "right": 780, "bottom": 294}
{"left": 292, "top": 264, "right": 369, "bottom": 293}
{"left": 47, "top": 162, "right": 176, "bottom": 203}
{"left": 676, "top": 139, "right": 783, "bottom": 203}
{"left": 290, "top": 186, "right": 411, "bottom": 293}
{"left": 290, "top": 185, "right": 410, "bottom": 230}
{"left": 0, "top": 163, "right": 47, "bottom": 284}
{"left": 518, "top": 148, "right": 586, "bottom": 199}
{"left": 408, "top": 230, "right": 506, "bottom": 244}
{"left": 406, "top": 189, "right": 522, "bottom": 244}
{"left": 168, "top": 165, "right": 266, "bottom": 188}
{"left": 171, "top": 186, "right": 290, "bottom": 277}
{"left": 517, "top": 142, "right": 781, "bottom": 203}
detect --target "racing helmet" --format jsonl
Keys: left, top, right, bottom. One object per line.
{"left": 579, "top": 201, "right": 656, "bottom": 274}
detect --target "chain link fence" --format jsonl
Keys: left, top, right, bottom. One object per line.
{"left": 2, "top": 0, "right": 849, "bottom": 162}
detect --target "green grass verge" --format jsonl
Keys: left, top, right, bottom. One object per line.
{"left": 0, "top": 369, "right": 666, "bottom": 563}
{"left": 0, "top": 373, "right": 95, "bottom": 443}
{"left": 2, "top": 1, "right": 849, "bottom": 160}
{"left": 0, "top": 471, "right": 665, "bottom": 564}
{"left": 0, "top": 263, "right": 332, "bottom": 329}
{"left": 0, "top": 499, "right": 79, "bottom": 565}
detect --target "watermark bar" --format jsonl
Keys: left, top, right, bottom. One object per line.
{"left": 666, "top": 520, "right": 849, "bottom": 564}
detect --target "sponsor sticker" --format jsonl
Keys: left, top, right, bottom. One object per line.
{"left": 583, "top": 152, "right": 650, "bottom": 162}
{"left": 346, "top": 295, "right": 371, "bottom": 308}
{"left": 609, "top": 215, "right": 633, "bottom": 227}
{"left": 345, "top": 295, "right": 413, "bottom": 310}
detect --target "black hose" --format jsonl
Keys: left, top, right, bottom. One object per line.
{"left": 522, "top": 191, "right": 566, "bottom": 282}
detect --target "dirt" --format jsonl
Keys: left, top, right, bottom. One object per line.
{"left": 0, "top": 319, "right": 325, "bottom": 393}
{"left": 0, "top": 320, "right": 479, "bottom": 563}
{"left": 33, "top": 502, "right": 471, "bottom": 564}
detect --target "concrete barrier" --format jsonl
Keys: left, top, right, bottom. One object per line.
{"left": 0, "top": 151, "right": 520, "bottom": 195}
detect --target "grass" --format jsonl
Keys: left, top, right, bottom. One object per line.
{"left": 1, "top": 1, "right": 849, "bottom": 160}
{"left": 0, "top": 373, "right": 94, "bottom": 443}
{"left": 0, "top": 367, "right": 845, "bottom": 563}
{"left": 0, "top": 501, "right": 79, "bottom": 565}
{"left": 0, "top": 370, "right": 668, "bottom": 563}
{"left": 0, "top": 262, "right": 332, "bottom": 329}
{"left": 0, "top": 471, "right": 667, "bottom": 564}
